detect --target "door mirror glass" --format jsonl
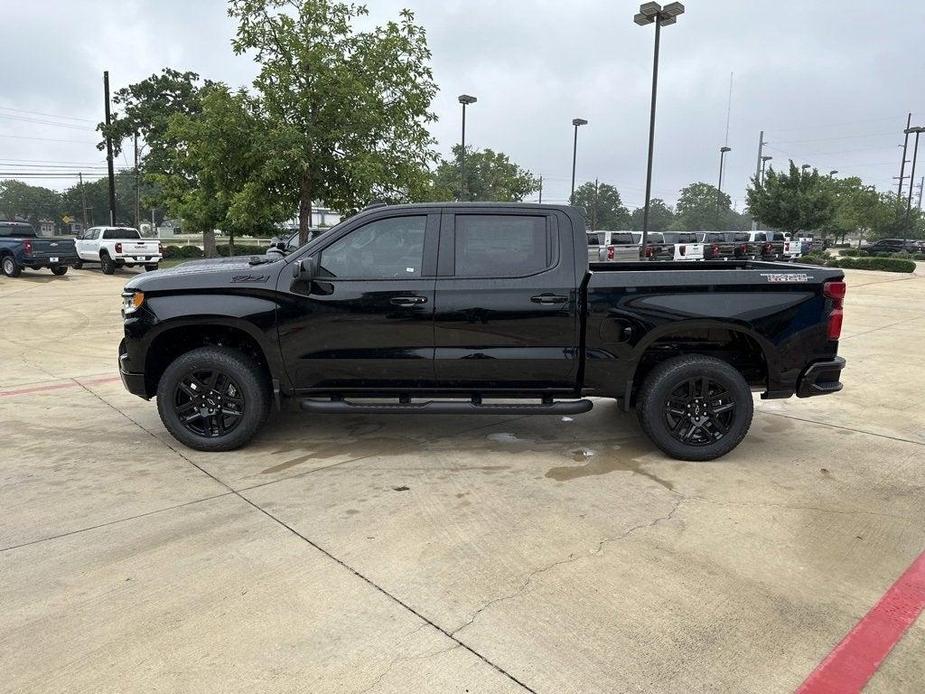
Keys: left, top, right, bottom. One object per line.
{"left": 293, "top": 255, "right": 319, "bottom": 281}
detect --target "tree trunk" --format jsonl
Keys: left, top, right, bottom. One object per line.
{"left": 299, "top": 171, "right": 313, "bottom": 246}
{"left": 203, "top": 229, "right": 216, "bottom": 258}
{"left": 229, "top": 230, "right": 235, "bottom": 256}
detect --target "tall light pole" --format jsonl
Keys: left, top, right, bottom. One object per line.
{"left": 570, "top": 118, "right": 588, "bottom": 203}
{"left": 760, "top": 155, "right": 772, "bottom": 184}
{"left": 634, "top": 1, "right": 685, "bottom": 258}
{"left": 829, "top": 170, "right": 838, "bottom": 176}
{"left": 903, "top": 125, "right": 924, "bottom": 245}
{"left": 458, "top": 94, "right": 477, "bottom": 201}
{"left": 898, "top": 113, "right": 912, "bottom": 198}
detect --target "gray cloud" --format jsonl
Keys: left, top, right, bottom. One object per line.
{"left": 2, "top": 0, "right": 924, "bottom": 209}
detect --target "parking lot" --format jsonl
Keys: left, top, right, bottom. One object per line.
{"left": 1, "top": 264, "right": 923, "bottom": 693}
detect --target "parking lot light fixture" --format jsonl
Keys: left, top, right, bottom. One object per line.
{"left": 829, "top": 170, "right": 838, "bottom": 176}
{"left": 634, "top": 2, "right": 685, "bottom": 258}
{"left": 570, "top": 118, "right": 588, "bottom": 203}
{"left": 458, "top": 94, "right": 477, "bottom": 200}
{"left": 801, "top": 164, "right": 812, "bottom": 171}
{"left": 760, "top": 155, "right": 773, "bottom": 184}
{"left": 718, "top": 145, "right": 732, "bottom": 195}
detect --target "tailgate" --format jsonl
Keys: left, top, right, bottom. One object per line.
{"left": 28, "top": 239, "right": 77, "bottom": 260}
{"left": 119, "top": 240, "right": 160, "bottom": 258}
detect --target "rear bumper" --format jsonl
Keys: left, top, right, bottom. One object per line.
{"left": 796, "top": 357, "right": 846, "bottom": 398}
{"left": 118, "top": 338, "right": 148, "bottom": 398}
{"left": 23, "top": 255, "right": 79, "bottom": 267}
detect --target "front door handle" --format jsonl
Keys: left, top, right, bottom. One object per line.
{"left": 530, "top": 294, "right": 568, "bottom": 304}
{"left": 390, "top": 296, "right": 428, "bottom": 306}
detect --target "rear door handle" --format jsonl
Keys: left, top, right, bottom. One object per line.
{"left": 530, "top": 294, "right": 568, "bottom": 304}
{"left": 390, "top": 296, "right": 428, "bottom": 306}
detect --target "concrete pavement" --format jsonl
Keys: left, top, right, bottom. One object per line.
{"left": 1, "top": 264, "right": 923, "bottom": 692}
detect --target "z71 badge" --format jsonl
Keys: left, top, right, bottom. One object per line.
{"left": 760, "top": 272, "right": 812, "bottom": 283}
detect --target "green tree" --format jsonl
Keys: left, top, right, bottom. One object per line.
{"left": 425, "top": 145, "right": 539, "bottom": 202}
{"left": 229, "top": 0, "right": 439, "bottom": 243}
{"left": 0, "top": 180, "right": 61, "bottom": 227}
{"left": 629, "top": 198, "right": 674, "bottom": 231}
{"left": 157, "top": 85, "right": 288, "bottom": 254}
{"left": 746, "top": 162, "right": 836, "bottom": 234}
{"left": 672, "top": 182, "right": 734, "bottom": 231}
{"left": 571, "top": 180, "right": 629, "bottom": 230}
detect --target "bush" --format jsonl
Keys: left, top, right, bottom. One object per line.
{"left": 216, "top": 244, "right": 267, "bottom": 257}
{"left": 831, "top": 257, "right": 916, "bottom": 273}
{"left": 914, "top": 254, "right": 925, "bottom": 261}
{"left": 796, "top": 254, "right": 829, "bottom": 266}
{"left": 839, "top": 248, "right": 860, "bottom": 257}
{"left": 162, "top": 245, "right": 204, "bottom": 260}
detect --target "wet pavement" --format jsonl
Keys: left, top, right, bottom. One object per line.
{"left": 1, "top": 265, "right": 923, "bottom": 692}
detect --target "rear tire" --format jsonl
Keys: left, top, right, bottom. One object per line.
{"left": 145, "top": 263, "right": 159, "bottom": 272}
{"left": 51, "top": 266, "right": 68, "bottom": 276}
{"left": 100, "top": 254, "right": 116, "bottom": 275}
{"left": 72, "top": 261, "right": 83, "bottom": 270}
{"left": 156, "top": 346, "right": 270, "bottom": 452}
{"left": 1, "top": 255, "right": 21, "bottom": 277}
{"left": 636, "top": 354, "right": 753, "bottom": 461}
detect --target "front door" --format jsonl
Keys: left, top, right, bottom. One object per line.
{"left": 432, "top": 210, "right": 580, "bottom": 392}
{"left": 277, "top": 212, "right": 439, "bottom": 391}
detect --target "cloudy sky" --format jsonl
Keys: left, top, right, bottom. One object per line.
{"left": 2, "top": 0, "right": 925, "bottom": 209}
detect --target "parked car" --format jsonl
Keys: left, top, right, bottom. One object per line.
{"left": 587, "top": 231, "right": 640, "bottom": 262}
{"left": 661, "top": 232, "right": 705, "bottom": 261}
{"left": 119, "top": 202, "right": 847, "bottom": 462}
{"left": 746, "top": 231, "right": 787, "bottom": 261}
{"left": 266, "top": 228, "right": 330, "bottom": 258}
{"left": 0, "top": 221, "right": 78, "bottom": 277}
{"left": 797, "top": 234, "right": 827, "bottom": 253}
{"left": 75, "top": 226, "right": 162, "bottom": 274}
{"left": 700, "top": 231, "right": 751, "bottom": 260}
{"left": 863, "top": 238, "right": 923, "bottom": 255}
{"left": 782, "top": 232, "right": 803, "bottom": 260}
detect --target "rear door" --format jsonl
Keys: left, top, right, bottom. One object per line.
{"left": 433, "top": 209, "right": 579, "bottom": 391}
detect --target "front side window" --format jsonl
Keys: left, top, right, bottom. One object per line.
{"left": 455, "top": 214, "right": 550, "bottom": 277}
{"left": 319, "top": 216, "right": 426, "bottom": 279}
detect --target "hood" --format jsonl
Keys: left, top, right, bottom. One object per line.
{"left": 124, "top": 255, "right": 284, "bottom": 293}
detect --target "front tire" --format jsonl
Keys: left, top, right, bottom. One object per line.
{"left": 636, "top": 354, "right": 753, "bottom": 461}
{"left": 1, "top": 255, "right": 21, "bottom": 277}
{"left": 100, "top": 254, "right": 116, "bottom": 275}
{"left": 156, "top": 346, "right": 270, "bottom": 452}
{"left": 50, "top": 266, "right": 68, "bottom": 276}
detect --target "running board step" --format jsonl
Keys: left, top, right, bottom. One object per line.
{"left": 299, "top": 398, "right": 594, "bottom": 416}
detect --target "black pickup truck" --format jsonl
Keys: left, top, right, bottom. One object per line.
{"left": 119, "top": 203, "right": 846, "bottom": 461}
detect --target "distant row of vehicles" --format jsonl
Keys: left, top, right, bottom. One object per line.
{"left": 0, "top": 223, "right": 161, "bottom": 278}
{"left": 586, "top": 230, "right": 806, "bottom": 263}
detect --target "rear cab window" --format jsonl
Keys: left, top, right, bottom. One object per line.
{"left": 0, "top": 223, "right": 36, "bottom": 238}
{"left": 453, "top": 214, "right": 555, "bottom": 278}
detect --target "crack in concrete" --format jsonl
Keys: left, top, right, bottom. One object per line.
{"left": 451, "top": 494, "right": 686, "bottom": 638}
{"left": 359, "top": 640, "right": 461, "bottom": 694}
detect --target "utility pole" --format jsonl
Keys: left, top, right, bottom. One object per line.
{"left": 538, "top": 176, "right": 543, "bottom": 204}
{"left": 103, "top": 71, "right": 116, "bottom": 226}
{"left": 898, "top": 112, "right": 912, "bottom": 198}
{"left": 78, "top": 172, "right": 88, "bottom": 230}
{"left": 752, "top": 130, "right": 766, "bottom": 230}
{"left": 917, "top": 176, "right": 924, "bottom": 211}
{"left": 133, "top": 132, "right": 140, "bottom": 229}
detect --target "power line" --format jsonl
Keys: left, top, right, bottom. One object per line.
{"left": 0, "top": 105, "right": 96, "bottom": 123}
{"left": 771, "top": 131, "right": 897, "bottom": 145}
{"left": 0, "top": 133, "right": 96, "bottom": 144}
{"left": 0, "top": 113, "right": 92, "bottom": 131}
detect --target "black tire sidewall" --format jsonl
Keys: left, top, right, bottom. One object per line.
{"left": 145, "top": 264, "right": 158, "bottom": 272}
{"left": 156, "top": 346, "right": 269, "bottom": 452}
{"left": 51, "top": 266, "right": 68, "bottom": 276}
{"left": 638, "top": 355, "right": 753, "bottom": 461}
{"left": 101, "top": 255, "right": 115, "bottom": 274}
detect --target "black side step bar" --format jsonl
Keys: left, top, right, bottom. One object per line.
{"left": 300, "top": 398, "right": 594, "bottom": 416}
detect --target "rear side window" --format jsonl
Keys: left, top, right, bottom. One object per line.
{"left": 0, "top": 223, "right": 35, "bottom": 238}
{"left": 454, "top": 215, "right": 551, "bottom": 277}
{"left": 587, "top": 233, "right": 602, "bottom": 246}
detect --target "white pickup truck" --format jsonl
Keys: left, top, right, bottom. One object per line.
{"left": 74, "top": 226, "right": 162, "bottom": 274}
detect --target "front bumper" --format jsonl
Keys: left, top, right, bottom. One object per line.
{"left": 796, "top": 357, "right": 846, "bottom": 398}
{"left": 118, "top": 338, "right": 148, "bottom": 398}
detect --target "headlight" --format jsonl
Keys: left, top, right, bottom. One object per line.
{"left": 122, "top": 290, "right": 145, "bottom": 314}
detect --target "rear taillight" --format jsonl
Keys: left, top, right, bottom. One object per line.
{"left": 23, "top": 239, "right": 32, "bottom": 255}
{"left": 824, "top": 280, "right": 846, "bottom": 341}
{"left": 115, "top": 242, "right": 122, "bottom": 253}
{"left": 740, "top": 243, "right": 748, "bottom": 254}
{"left": 784, "top": 242, "right": 790, "bottom": 252}
{"left": 606, "top": 245, "right": 615, "bottom": 261}
{"left": 644, "top": 245, "right": 654, "bottom": 258}
{"left": 158, "top": 242, "right": 163, "bottom": 254}
{"left": 763, "top": 242, "right": 771, "bottom": 253}
{"left": 711, "top": 242, "right": 720, "bottom": 258}
{"left": 679, "top": 244, "right": 687, "bottom": 256}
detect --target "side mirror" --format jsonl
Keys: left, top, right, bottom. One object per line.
{"left": 292, "top": 255, "right": 320, "bottom": 282}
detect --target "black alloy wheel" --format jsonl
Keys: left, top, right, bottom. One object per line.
{"left": 173, "top": 368, "right": 245, "bottom": 438}
{"left": 663, "top": 376, "right": 736, "bottom": 446}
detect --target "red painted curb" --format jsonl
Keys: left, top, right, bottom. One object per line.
{"left": 797, "top": 550, "right": 925, "bottom": 694}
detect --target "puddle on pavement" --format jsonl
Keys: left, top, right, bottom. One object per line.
{"left": 260, "top": 436, "right": 411, "bottom": 474}
{"left": 545, "top": 439, "right": 675, "bottom": 491}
